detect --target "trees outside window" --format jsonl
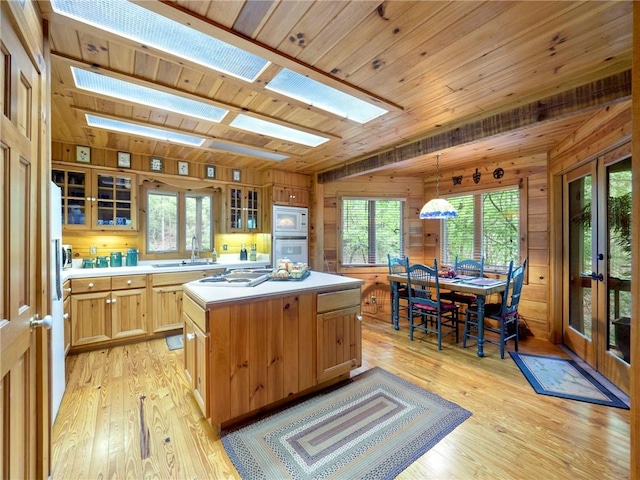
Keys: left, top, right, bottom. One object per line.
{"left": 441, "top": 188, "right": 520, "bottom": 272}
{"left": 341, "top": 198, "right": 404, "bottom": 266}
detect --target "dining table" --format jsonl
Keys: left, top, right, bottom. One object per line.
{"left": 387, "top": 273, "right": 507, "bottom": 357}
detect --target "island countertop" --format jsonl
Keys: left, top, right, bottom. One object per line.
{"left": 183, "top": 270, "right": 364, "bottom": 308}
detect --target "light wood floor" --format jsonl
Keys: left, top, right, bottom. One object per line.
{"left": 51, "top": 315, "right": 630, "bottom": 479}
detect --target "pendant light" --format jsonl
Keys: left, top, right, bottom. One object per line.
{"left": 419, "top": 153, "right": 458, "bottom": 219}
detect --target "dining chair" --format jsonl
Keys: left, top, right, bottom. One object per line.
{"left": 463, "top": 259, "right": 527, "bottom": 358}
{"left": 388, "top": 254, "right": 410, "bottom": 329}
{"left": 441, "top": 256, "right": 484, "bottom": 306}
{"left": 406, "top": 260, "right": 460, "bottom": 350}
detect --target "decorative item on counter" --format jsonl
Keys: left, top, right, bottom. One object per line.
{"left": 96, "top": 256, "right": 109, "bottom": 268}
{"left": 125, "top": 248, "right": 138, "bottom": 266}
{"left": 110, "top": 251, "right": 122, "bottom": 267}
{"left": 249, "top": 244, "right": 257, "bottom": 261}
{"left": 240, "top": 244, "right": 248, "bottom": 261}
{"left": 212, "top": 247, "right": 217, "bottom": 263}
{"left": 82, "top": 258, "right": 94, "bottom": 268}
{"left": 271, "top": 260, "right": 309, "bottom": 280}
{"left": 438, "top": 268, "right": 456, "bottom": 278}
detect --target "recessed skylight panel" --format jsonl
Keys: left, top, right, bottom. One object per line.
{"left": 210, "top": 141, "right": 289, "bottom": 161}
{"left": 72, "top": 67, "right": 228, "bottom": 123}
{"left": 266, "top": 69, "right": 388, "bottom": 124}
{"left": 230, "top": 115, "right": 329, "bottom": 148}
{"left": 52, "top": 0, "right": 270, "bottom": 82}
{"left": 86, "top": 114, "right": 205, "bottom": 146}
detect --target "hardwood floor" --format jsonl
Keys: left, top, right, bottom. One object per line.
{"left": 51, "top": 315, "right": 630, "bottom": 479}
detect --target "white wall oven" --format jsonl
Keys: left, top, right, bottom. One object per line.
{"left": 273, "top": 237, "right": 308, "bottom": 265}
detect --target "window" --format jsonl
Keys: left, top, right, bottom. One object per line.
{"left": 441, "top": 187, "right": 520, "bottom": 272}
{"left": 146, "top": 188, "right": 213, "bottom": 255}
{"left": 341, "top": 198, "right": 404, "bottom": 266}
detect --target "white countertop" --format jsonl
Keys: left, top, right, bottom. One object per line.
{"left": 62, "top": 257, "right": 269, "bottom": 281}
{"left": 183, "top": 271, "right": 364, "bottom": 307}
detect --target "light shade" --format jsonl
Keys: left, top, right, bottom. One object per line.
{"left": 419, "top": 198, "right": 458, "bottom": 219}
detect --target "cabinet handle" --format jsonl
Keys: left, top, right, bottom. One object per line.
{"left": 127, "top": 279, "right": 132, "bottom": 285}
{"left": 186, "top": 333, "right": 196, "bottom": 341}
{"left": 88, "top": 282, "right": 94, "bottom": 288}
{"left": 356, "top": 315, "right": 363, "bottom": 322}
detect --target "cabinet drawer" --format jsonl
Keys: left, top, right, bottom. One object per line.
{"left": 111, "top": 274, "right": 147, "bottom": 290}
{"left": 183, "top": 294, "right": 207, "bottom": 332}
{"left": 71, "top": 276, "right": 111, "bottom": 293}
{"left": 317, "top": 288, "right": 361, "bottom": 313}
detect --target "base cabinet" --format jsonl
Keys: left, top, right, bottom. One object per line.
{"left": 185, "top": 284, "right": 362, "bottom": 427}
{"left": 183, "top": 294, "right": 209, "bottom": 417}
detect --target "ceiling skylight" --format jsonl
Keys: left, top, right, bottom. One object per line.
{"left": 52, "top": 0, "right": 270, "bottom": 82}
{"left": 210, "top": 141, "right": 289, "bottom": 161}
{"left": 85, "top": 114, "right": 206, "bottom": 146}
{"left": 72, "top": 67, "right": 228, "bottom": 123}
{"left": 266, "top": 69, "right": 388, "bottom": 123}
{"left": 230, "top": 115, "right": 329, "bottom": 148}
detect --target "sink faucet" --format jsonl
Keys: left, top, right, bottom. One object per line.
{"left": 190, "top": 235, "right": 200, "bottom": 263}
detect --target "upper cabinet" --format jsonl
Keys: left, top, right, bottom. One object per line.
{"left": 53, "top": 165, "right": 137, "bottom": 231}
{"left": 227, "top": 186, "right": 261, "bottom": 233}
{"left": 272, "top": 186, "right": 309, "bottom": 207}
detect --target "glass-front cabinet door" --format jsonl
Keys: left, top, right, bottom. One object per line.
{"left": 227, "top": 186, "right": 260, "bottom": 232}
{"left": 52, "top": 166, "right": 137, "bottom": 231}
{"left": 52, "top": 166, "right": 91, "bottom": 228}
{"left": 94, "top": 171, "right": 136, "bottom": 230}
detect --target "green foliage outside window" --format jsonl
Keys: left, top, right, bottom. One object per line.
{"left": 342, "top": 198, "right": 403, "bottom": 265}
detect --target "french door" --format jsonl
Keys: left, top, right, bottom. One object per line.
{"left": 563, "top": 155, "right": 631, "bottom": 393}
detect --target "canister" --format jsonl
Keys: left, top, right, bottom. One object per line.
{"left": 125, "top": 248, "right": 138, "bottom": 266}
{"left": 96, "top": 256, "right": 109, "bottom": 268}
{"left": 82, "top": 258, "right": 94, "bottom": 268}
{"left": 110, "top": 251, "right": 123, "bottom": 267}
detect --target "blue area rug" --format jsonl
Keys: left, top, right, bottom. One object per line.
{"left": 221, "top": 366, "right": 471, "bottom": 479}
{"left": 510, "top": 352, "right": 629, "bottom": 409}
{"left": 165, "top": 334, "right": 183, "bottom": 351}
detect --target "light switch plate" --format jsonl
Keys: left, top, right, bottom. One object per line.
{"left": 178, "top": 161, "right": 189, "bottom": 176}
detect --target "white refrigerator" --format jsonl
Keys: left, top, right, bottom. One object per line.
{"left": 51, "top": 182, "right": 66, "bottom": 421}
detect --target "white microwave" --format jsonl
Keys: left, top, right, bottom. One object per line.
{"left": 273, "top": 206, "right": 308, "bottom": 237}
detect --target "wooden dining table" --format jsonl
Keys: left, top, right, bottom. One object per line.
{"left": 387, "top": 273, "right": 507, "bottom": 357}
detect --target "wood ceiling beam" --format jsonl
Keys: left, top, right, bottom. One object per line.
{"left": 317, "top": 70, "right": 631, "bottom": 183}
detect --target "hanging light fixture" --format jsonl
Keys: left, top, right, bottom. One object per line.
{"left": 419, "top": 153, "right": 458, "bottom": 219}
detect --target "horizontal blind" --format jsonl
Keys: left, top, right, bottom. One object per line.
{"left": 482, "top": 189, "right": 519, "bottom": 272}
{"left": 441, "top": 194, "right": 474, "bottom": 265}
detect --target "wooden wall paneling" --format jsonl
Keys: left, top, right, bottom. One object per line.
{"left": 630, "top": 3, "right": 639, "bottom": 477}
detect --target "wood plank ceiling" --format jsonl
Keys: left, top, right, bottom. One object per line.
{"left": 39, "top": 0, "right": 632, "bottom": 180}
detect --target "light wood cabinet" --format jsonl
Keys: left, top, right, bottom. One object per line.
{"left": 52, "top": 165, "right": 137, "bottom": 231}
{"left": 227, "top": 186, "right": 261, "bottom": 232}
{"left": 69, "top": 274, "right": 148, "bottom": 349}
{"left": 272, "top": 185, "right": 309, "bottom": 207}
{"left": 183, "top": 294, "right": 209, "bottom": 416}
{"left": 150, "top": 269, "right": 224, "bottom": 333}
{"left": 316, "top": 288, "right": 362, "bottom": 383}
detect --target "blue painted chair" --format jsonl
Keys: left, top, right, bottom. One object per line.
{"left": 388, "top": 254, "right": 410, "bottom": 330}
{"left": 406, "top": 260, "right": 460, "bottom": 350}
{"left": 441, "top": 256, "right": 484, "bottom": 306}
{"left": 463, "top": 259, "right": 527, "bottom": 358}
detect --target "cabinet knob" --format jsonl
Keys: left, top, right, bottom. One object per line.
{"left": 111, "top": 298, "right": 117, "bottom": 303}
{"left": 356, "top": 315, "right": 363, "bottom": 322}
{"left": 63, "top": 287, "right": 71, "bottom": 292}
{"left": 186, "top": 333, "right": 196, "bottom": 341}
{"left": 127, "top": 280, "right": 132, "bottom": 285}
{"left": 63, "top": 313, "right": 69, "bottom": 319}
{"left": 88, "top": 282, "right": 94, "bottom": 288}
{"left": 106, "top": 299, "right": 111, "bottom": 304}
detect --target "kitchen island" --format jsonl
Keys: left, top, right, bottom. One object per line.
{"left": 182, "top": 271, "right": 364, "bottom": 429}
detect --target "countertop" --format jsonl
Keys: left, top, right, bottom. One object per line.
{"left": 183, "top": 271, "right": 364, "bottom": 307}
{"left": 62, "top": 255, "right": 269, "bottom": 282}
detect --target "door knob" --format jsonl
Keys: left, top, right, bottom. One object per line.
{"left": 30, "top": 314, "right": 53, "bottom": 329}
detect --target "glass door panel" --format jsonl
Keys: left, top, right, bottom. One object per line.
{"left": 95, "top": 172, "right": 134, "bottom": 228}
{"left": 564, "top": 163, "right": 596, "bottom": 366}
